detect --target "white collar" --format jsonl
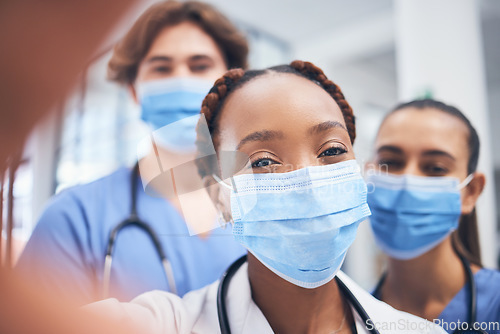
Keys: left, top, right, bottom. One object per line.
{"left": 224, "top": 264, "right": 369, "bottom": 333}
{"left": 224, "top": 262, "right": 273, "bottom": 334}
{"left": 221, "top": 264, "right": 443, "bottom": 334}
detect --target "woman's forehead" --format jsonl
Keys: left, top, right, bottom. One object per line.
{"left": 376, "top": 108, "right": 470, "bottom": 157}
{"left": 147, "top": 22, "right": 222, "bottom": 59}
{"left": 218, "top": 73, "right": 346, "bottom": 136}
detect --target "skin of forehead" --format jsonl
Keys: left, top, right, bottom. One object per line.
{"left": 136, "top": 21, "right": 226, "bottom": 80}
{"left": 376, "top": 108, "right": 470, "bottom": 170}
{"left": 216, "top": 72, "right": 347, "bottom": 151}
{"left": 147, "top": 21, "right": 223, "bottom": 58}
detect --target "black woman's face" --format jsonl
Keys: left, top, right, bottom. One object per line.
{"left": 216, "top": 73, "right": 355, "bottom": 174}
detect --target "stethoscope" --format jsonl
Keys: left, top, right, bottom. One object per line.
{"left": 217, "top": 255, "right": 381, "bottom": 334}
{"left": 102, "top": 162, "right": 177, "bottom": 298}
{"left": 372, "top": 253, "right": 487, "bottom": 334}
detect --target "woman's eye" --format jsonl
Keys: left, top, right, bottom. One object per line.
{"left": 251, "top": 158, "right": 278, "bottom": 169}
{"left": 378, "top": 159, "right": 398, "bottom": 166}
{"left": 153, "top": 66, "right": 171, "bottom": 74}
{"left": 191, "top": 63, "right": 211, "bottom": 73}
{"left": 377, "top": 159, "right": 403, "bottom": 170}
{"left": 319, "top": 146, "right": 347, "bottom": 157}
{"left": 425, "top": 165, "right": 449, "bottom": 175}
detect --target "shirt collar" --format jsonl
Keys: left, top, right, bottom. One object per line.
{"left": 225, "top": 265, "right": 371, "bottom": 333}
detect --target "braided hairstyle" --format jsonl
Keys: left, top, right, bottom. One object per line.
{"left": 196, "top": 60, "right": 356, "bottom": 179}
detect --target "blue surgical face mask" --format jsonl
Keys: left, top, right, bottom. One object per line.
{"left": 216, "top": 160, "right": 371, "bottom": 289}
{"left": 137, "top": 77, "right": 213, "bottom": 153}
{"left": 366, "top": 173, "right": 473, "bottom": 260}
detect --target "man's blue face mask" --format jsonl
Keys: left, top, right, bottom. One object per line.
{"left": 215, "top": 159, "right": 371, "bottom": 289}
{"left": 137, "top": 77, "right": 213, "bottom": 154}
{"left": 366, "top": 173, "right": 473, "bottom": 260}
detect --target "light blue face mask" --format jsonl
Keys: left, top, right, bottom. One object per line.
{"left": 366, "top": 173, "right": 473, "bottom": 260}
{"left": 216, "top": 160, "right": 371, "bottom": 289}
{"left": 137, "top": 77, "right": 213, "bottom": 153}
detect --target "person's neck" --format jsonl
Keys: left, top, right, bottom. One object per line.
{"left": 247, "top": 254, "right": 354, "bottom": 334}
{"left": 138, "top": 147, "right": 217, "bottom": 237}
{"left": 139, "top": 147, "right": 197, "bottom": 200}
{"left": 380, "top": 238, "right": 466, "bottom": 320}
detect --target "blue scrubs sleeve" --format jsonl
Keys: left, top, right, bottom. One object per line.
{"left": 438, "top": 269, "right": 500, "bottom": 333}
{"left": 16, "top": 191, "right": 99, "bottom": 303}
{"left": 15, "top": 168, "right": 247, "bottom": 304}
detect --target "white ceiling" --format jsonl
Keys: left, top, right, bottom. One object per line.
{"left": 104, "top": 1, "right": 497, "bottom": 76}
{"left": 205, "top": 0, "right": 392, "bottom": 45}
{"left": 108, "top": 0, "right": 392, "bottom": 48}
{"left": 99, "top": 0, "right": 500, "bottom": 166}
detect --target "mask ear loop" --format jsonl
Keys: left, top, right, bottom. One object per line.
{"left": 212, "top": 174, "right": 234, "bottom": 227}
{"left": 212, "top": 174, "right": 233, "bottom": 190}
{"left": 458, "top": 173, "right": 474, "bottom": 190}
{"left": 217, "top": 211, "right": 228, "bottom": 229}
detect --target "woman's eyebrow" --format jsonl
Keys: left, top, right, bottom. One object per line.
{"left": 422, "top": 150, "right": 456, "bottom": 161}
{"left": 377, "top": 145, "right": 403, "bottom": 154}
{"left": 189, "top": 54, "right": 214, "bottom": 62}
{"left": 308, "top": 121, "right": 347, "bottom": 135}
{"left": 236, "top": 130, "right": 284, "bottom": 150}
{"left": 145, "top": 55, "right": 173, "bottom": 64}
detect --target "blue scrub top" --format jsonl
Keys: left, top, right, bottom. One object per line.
{"left": 371, "top": 268, "right": 500, "bottom": 333}
{"left": 16, "top": 167, "right": 246, "bottom": 303}
{"left": 438, "top": 268, "right": 500, "bottom": 333}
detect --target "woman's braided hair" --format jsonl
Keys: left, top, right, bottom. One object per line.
{"left": 196, "top": 60, "right": 356, "bottom": 179}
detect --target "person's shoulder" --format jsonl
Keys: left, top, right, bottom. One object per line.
{"left": 47, "top": 167, "right": 131, "bottom": 207}
{"left": 476, "top": 268, "right": 500, "bottom": 314}
{"left": 337, "top": 272, "right": 446, "bottom": 333}
{"left": 33, "top": 167, "right": 132, "bottom": 231}
{"left": 477, "top": 267, "right": 500, "bottom": 281}
{"left": 132, "top": 280, "right": 218, "bottom": 309}
{"left": 125, "top": 280, "right": 220, "bottom": 332}
{"left": 60, "top": 167, "right": 131, "bottom": 197}
{"left": 476, "top": 268, "right": 500, "bottom": 295}
{"left": 84, "top": 293, "right": 182, "bottom": 334}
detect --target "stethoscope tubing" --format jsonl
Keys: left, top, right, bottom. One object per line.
{"left": 453, "top": 254, "right": 487, "bottom": 334}
{"left": 217, "top": 255, "right": 380, "bottom": 334}
{"left": 217, "top": 255, "right": 248, "bottom": 334}
{"left": 102, "top": 163, "right": 177, "bottom": 298}
{"left": 372, "top": 253, "right": 486, "bottom": 334}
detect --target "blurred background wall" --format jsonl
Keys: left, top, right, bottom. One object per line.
{"left": 3, "top": 0, "right": 499, "bottom": 288}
